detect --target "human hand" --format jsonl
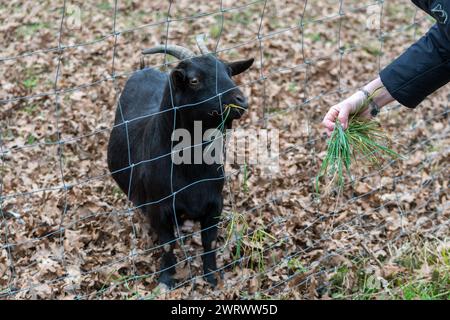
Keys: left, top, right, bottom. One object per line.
{"left": 322, "top": 77, "right": 394, "bottom": 136}
{"left": 322, "top": 91, "right": 371, "bottom": 136}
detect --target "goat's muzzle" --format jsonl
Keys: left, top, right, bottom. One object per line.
{"left": 233, "top": 94, "right": 248, "bottom": 110}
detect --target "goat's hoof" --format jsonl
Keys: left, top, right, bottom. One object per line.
{"left": 159, "top": 273, "right": 176, "bottom": 288}
{"left": 204, "top": 273, "right": 218, "bottom": 287}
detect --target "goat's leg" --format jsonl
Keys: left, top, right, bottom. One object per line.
{"left": 200, "top": 214, "right": 220, "bottom": 287}
{"left": 155, "top": 217, "right": 177, "bottom": 288}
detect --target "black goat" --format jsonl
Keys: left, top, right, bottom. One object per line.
{"left": 107, "top": 36, "right": 253, "bottom": 287}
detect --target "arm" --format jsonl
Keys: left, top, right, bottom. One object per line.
{"left": 322, "top": 77, "right": 395, "bottom": 135}
{"left": 380, "top": 23, "right": 450, "bottom": 108}
{"left": 323, "top": 2, "right": 450, "bottom": 135}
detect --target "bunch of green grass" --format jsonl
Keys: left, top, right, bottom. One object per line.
{"left": 316, "top": 89, "right": 401, "bottom": 193}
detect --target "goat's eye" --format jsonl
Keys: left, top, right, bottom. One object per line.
{"left": 189, "top": 78, "right": 199, "bottom": 86}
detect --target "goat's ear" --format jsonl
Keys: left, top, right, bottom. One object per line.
{"left": 227, "top": 58, "right": 254, "bottom": 76}
{"left": 171, "top": 68, "right": 186, "bottom": 87}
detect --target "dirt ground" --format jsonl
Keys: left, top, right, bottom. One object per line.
{"left": 0, "top": 0, "right": 448, "bottom": 299}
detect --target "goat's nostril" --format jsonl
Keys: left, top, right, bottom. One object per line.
{"left": 235, "top": 95, "right": 246, "bottom": 106}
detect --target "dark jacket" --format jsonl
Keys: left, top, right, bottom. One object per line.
{"left": 380, "top": 0, "right": 450, "bottom": 108}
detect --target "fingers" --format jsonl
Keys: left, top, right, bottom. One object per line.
{"left": 322, "top": 102, "right": 354, "bottom": 136}
{"left": 322, "top": 105, "right": 340, "bottom": 136}
{"left": 323, "top": 90, "right": 369, "bottom": 135}
{"left": 322, "top": 119, "right": 335, "bottom": 136}
{"left": 337, "top": 106, "right": 351, "bottom": 130}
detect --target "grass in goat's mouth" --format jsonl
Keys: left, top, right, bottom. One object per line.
{"left": 213, "top": 104, "right": 245, "bottom": 132}
{"left": 224, "top": 103, "right": 246, "bottom": 112}
{"left": 315, "top": 89, "right": 402, "bottom": 194}
{"left": 204, "top": 103, "right": 246, "bottom": 160}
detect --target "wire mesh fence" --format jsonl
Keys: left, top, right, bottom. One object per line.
{"left": 0, "top": 0, "right": 449, "bottom": 299}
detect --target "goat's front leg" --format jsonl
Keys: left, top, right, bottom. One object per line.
{"left": 200, "top": 214, "right": 220, "bottom": 287}
{"left": 153, "top": 214, "right": 177, "bottom": 288}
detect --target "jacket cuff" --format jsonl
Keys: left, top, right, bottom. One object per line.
{"left": 379, "top": 69, "right": 420, "bottom": 109}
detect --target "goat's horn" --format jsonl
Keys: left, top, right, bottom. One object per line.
{"left": 196, "top": 34, "right": 211, "bottom": 55}
{"left": 142, "top": 45, "right": 195, "bottom": 60}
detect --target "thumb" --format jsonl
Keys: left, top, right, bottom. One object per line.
{"left": 338, "top": 106, "right": 351, "bottom": 130}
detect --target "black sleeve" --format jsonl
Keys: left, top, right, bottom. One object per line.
{"left": 379, "top": 9, "right": 450, "bottom": 108}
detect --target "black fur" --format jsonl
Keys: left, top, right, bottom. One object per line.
{"left": 107, "top": 54, "right": 254, "bottom": 287}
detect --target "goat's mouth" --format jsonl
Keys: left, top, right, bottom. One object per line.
{"left": 209, "top": 104, "right": 247, "bottom": 120}
{"left": 207, "top": 104, "right": 246, "bottom": 133}
{"left": 223, "top": 103, "right": 247, "bottom": 119}
{"left": 208, "top": 104, "right": 247, "bottom": 131}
